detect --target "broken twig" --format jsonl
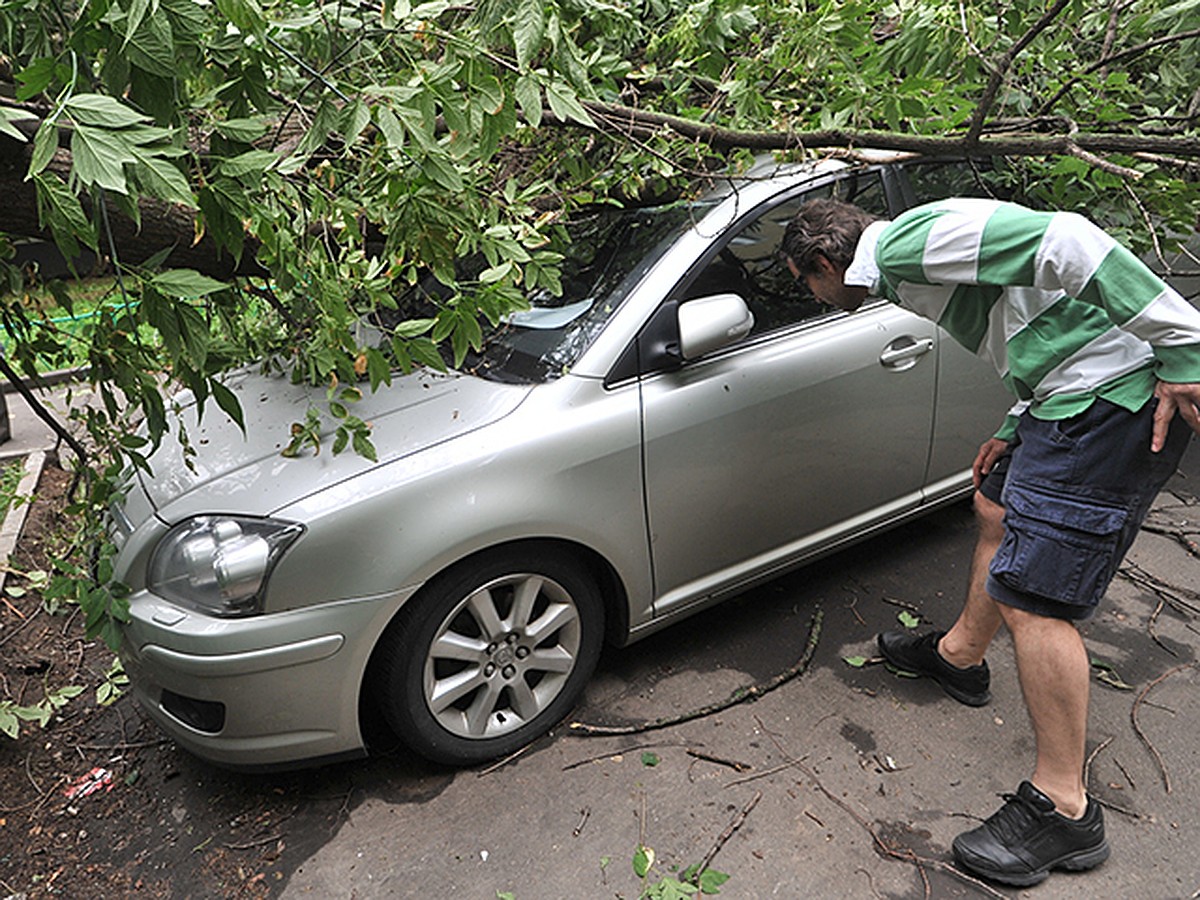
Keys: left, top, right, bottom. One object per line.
{"left": 561, "top": 741, "right": 690, "bottom": 772}
{"left": 568, "top": 607, "right": 823, "bottom": 736}
{"left": 696, "top": 791, "right": 761, "bottom": 878}
{"left": 572, "top": 807, "right": 590, "bottom": 838}
{"left": 1132, "top": 663, "right": 1198, "bottom": 793}
{"left": 687, "top": 748, "right": 752, "bottom": 773}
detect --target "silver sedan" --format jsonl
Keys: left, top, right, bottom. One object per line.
{"left": 111, "top": 155, "right": 1013, "bottom": 768}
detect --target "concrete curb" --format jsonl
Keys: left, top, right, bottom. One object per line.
{"left": 0, "top": 450, "right": 48, "bottom": 599}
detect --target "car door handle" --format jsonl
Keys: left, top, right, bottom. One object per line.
{"left": 879, "top": 336, "right": 935, "bottom": 369}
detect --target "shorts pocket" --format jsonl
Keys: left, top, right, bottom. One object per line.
{"left": 990, "top": 483, "right": 1129, "bottom": 609}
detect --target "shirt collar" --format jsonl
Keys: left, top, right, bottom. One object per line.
{"left": 843, "top": 220, "right": 889, "bottom": 292}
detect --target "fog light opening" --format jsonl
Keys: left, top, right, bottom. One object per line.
{"left": 161, "top": 689, "right": 226, "bottom": 734}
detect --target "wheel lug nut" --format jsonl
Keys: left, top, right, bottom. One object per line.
{"left": 484, "top": 663, "right": 496, "bottom": 676}
{"left": 515, "top": 646, "right": 529, "bottom": 659}
{"left": 506, "top": 634, "right": 518, "bottom": 644}
{"left": 502, "top": 665, "right": 516, "bottom": 679}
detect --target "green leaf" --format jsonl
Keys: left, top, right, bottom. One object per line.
{"left": 65, "top": 94, "right": 151, "bottom": 129}
{"left": 473, "top": 74, "right": 506, "bottom": 116}
{"left": 344, "top": 99, "right": 372, "bottom": 145}
{"left": 14, "top": 58, "right": 57, "bottom": 102}
{"left": 512, "top": 0, "right": 545, "bottom": 69}
{"left": 0, "top": 705, "right": 18, "bottom": 739}
{"left": 391, "top": 317, "right": 435, "bottom": 338}
{"left": 375, "top": 106, "right": 407, "bottom": 154}
{"left": 366, "top": 347, "right": 391, "bottom": 391}
{"left": 176, "top": 302, "right": 210, "bottom": 367}
{"left": 29, "top": 120, "right": 60, "bottom": 179}
{"left": 332, "top": 428, "right": 349, "bottom": 455}
{"left": 514, "top": 76, "right": 543, "bottom": 128}
{"left": 33, "top": 173, "right": 98, "bottom": 253}
{"left": 352, "top": 429, "right": 378, "bottom": 462}
{"left": 1090, "top": 658, "right": 1134, "bottom": 691}
{"left": 210, "top": 378, "right": 246, "bottom": 433}
{"left": 152, "top": 270, "right": 228, "bottom": 297}
{"left": 843, "top": 655, "right": 869, "bottom": 668}
{"left": 130, "top": 151, "right": 195, "bottom": 206}
{"left": 218, "top": 149, "right": 277, "bottom": 179}
{"left": 422, "top": 153, "right": 464, "bottom": 192}
{"left": 633, "top": 844, "right": 655, "bottom": 879}
{"left": 0, "top": 106, "right": 35, "bottom": 142}
{"left": 884, "top": 662, "right": 921, "bottom": 679}
{"left": 698, "top": 868, "right": 730, "bottom": 893}
{"left": 897, "top": 611, "right": 920, "bottom": 629}
{"left": 641, "top": 751, "right": 660, "bottom": 767}
{"left": 71, "top": 125, "right": 132, "bottom": 194}
{"left": 213, "top": 118, "right": 271, "bottom": 143}
{"left": 126, "top": 12, "right": 178, "bottom": 77}
{"left": 215, "top": 0, "right": 266, "bottom": 35}
{"left": 545, "top": 80, "right": 595, "bottom": 127}
{"left": 124, "top": 0, "right": 154, "bottom": 47}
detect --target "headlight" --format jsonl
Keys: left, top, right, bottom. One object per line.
{"left": 147, "top": 516, "right": 304, "bottom": 616}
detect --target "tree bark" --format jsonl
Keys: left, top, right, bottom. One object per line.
{"left": 0, "top": 116, "right": 263, "bottom": 280}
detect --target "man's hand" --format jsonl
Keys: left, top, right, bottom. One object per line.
{"left": 1152, "top": 381, "right": 1200, "bottom": 451}
{"left": 973, "top": 437, "right": 1010, "bottom": 489}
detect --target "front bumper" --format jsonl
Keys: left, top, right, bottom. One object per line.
{"left": 120, "top": 587, "right": 415, "bottom": 769}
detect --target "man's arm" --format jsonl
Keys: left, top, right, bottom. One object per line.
{"left": 1153, "top": 380, "right": 1200, "bottom": 451}
{"left": 973, "top": 437, "right": 1010, "bottom": 489}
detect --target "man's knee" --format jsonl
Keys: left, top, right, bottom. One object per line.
{"left": 996, "top": 600, "right": 1079, "bottom": 636}
{"left": 974, "top": 490, "right": 1005, "bottom": 544}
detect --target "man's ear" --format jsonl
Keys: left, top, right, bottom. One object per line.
{"left": 814, "top": 254, "right": 837, "bottom": 275}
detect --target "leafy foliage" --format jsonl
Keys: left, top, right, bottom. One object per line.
{"left": 0, "top": 0, "right": 1197, "bottom": 646}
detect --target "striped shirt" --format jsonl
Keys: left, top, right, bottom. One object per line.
{"left": 846, "top": 199, "right": 1200, "bottom": 440}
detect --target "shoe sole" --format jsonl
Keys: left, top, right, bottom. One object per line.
{"left": 953, "top": 840, "right": 1111, "bottom": 886}
{"left": 876, "top": 637, "right": 991, "bottom": 707}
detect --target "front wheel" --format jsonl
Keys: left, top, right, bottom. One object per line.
{"left": 374, "top": 547, "right": 604, "bottom": 766}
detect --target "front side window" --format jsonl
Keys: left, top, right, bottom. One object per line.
{"left": 678, "top": 171, "right": 888, "bottom": 337}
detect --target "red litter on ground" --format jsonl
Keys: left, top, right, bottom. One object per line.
{"left": 64, "top": 767, "right": 115, "bottom": 800}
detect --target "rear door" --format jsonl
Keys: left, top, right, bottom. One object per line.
{"left": 638, "top": 171, "right": 942, "bottom": 617}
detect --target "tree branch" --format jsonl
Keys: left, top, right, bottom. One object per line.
{"left": 568, "top": 102, "right": 1200, "bottom": 159}
{"left": 965, "top": 0, "right": 1073, "bottom": 147}
{"left": 1038, "top": 27, "right": 1200, "bottom": 117}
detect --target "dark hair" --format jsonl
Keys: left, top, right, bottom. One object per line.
{"left": 780, "top": 198, "right": 878, "bottom": 275}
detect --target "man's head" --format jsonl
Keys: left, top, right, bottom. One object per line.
{"left": 780, "top": 198, "right": 877, "bottom": 311}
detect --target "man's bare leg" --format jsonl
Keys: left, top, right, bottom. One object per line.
{"left": 938, "top": 491, "right": 1005, "bottom": 669}
{"left": 998, "top": 604, "right": 1090, "bottom": 818}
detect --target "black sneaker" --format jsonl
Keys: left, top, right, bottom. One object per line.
{"left": 952, "top": 781, "right": 1109, "bottom": 886}
{"left": 876, "top": 630, "right": 991, "bottom": 706}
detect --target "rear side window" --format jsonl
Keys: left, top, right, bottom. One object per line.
{"left": 902, "top": 159, "right": 1027, "bottom": 206}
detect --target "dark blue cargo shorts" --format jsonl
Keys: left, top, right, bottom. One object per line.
{"left": 978, "top": 396, "right": 1192, "bottom": 621}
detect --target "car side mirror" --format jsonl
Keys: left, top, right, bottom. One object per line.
{"left": 677, "top": 294, "right": 755, "bottom": 360}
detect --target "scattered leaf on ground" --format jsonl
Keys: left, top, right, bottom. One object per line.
{"left": 1090, "top": 658, "right": 1134, "bottom": 691}
{"left": 633, "top": 844, "right": 655, "bottom": 878}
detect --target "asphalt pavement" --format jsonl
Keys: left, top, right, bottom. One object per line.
{"left": 277, "top": 442, "right": 1200, "bottom": 899}
{"left": 4, "top": 380, "right": 1198, "bottom": 899}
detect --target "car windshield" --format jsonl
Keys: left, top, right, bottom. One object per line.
{"left": 462, "top": 201, "right": 708, "bottom": 383}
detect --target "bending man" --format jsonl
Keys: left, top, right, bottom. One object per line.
{"left": 780, "top": 196, "right": 1200, "bottom": 887}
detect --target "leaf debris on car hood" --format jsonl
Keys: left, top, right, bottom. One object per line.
{"left": 137, "top": 366, "right": 532, "bottom": 519}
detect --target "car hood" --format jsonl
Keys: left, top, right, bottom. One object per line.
{"left": 137, "top": 366, "right": 532, "bottom": 521}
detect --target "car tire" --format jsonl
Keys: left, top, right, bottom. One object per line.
{"left": 374, "top": 546, "right": 604, "bottom": 766}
